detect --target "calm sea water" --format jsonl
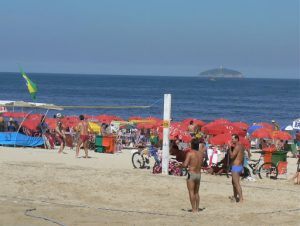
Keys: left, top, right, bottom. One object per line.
{"left": 0, "top": 72, "right": 299, "bottom": 127}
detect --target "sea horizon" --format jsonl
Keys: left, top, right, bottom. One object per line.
{"left": 1, "top": 71, "right": 299, "bottom": 80}
{"left": 0, "top": 72, "right": 299, "bottom": 127}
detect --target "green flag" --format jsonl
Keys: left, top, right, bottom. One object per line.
{"left": 21, "top": 69, "right": 38, "bottom": 100}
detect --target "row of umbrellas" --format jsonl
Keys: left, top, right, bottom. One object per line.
{"left": 1, "top": 112, "right": 295, "bottom": 144}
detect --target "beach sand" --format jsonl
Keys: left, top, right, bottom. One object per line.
{"left": 0, "top": 146, "right": 299, "bottom": 226}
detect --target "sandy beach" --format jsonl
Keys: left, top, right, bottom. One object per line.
{"left": 0, "top": 146, "right": 299, "bottom": 226}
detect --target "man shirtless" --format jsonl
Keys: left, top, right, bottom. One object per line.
{"left": 76, "top": 115, "right": 92, "bottom": 158}
{"left": 181, "top": 138, "right": 205, "bottom": 212}
{"left": 228, "top": 134, "right": 245, "bottom": 203}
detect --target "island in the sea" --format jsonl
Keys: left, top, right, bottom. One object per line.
{"left": 199, "top": 66, "right": 244, "bottom": 78}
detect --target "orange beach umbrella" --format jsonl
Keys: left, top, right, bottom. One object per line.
{"left": 271, "top": 131, "right": 292, "bottom": 140}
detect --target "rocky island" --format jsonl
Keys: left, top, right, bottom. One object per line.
{"left": 199, "top": 66, "right": 244, "bottom": 78}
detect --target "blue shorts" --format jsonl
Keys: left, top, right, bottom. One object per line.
{"left": 231, "top": 165, "right": 243, "bottom": 174}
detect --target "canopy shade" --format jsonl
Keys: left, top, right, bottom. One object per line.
{"left": 0, "top": 100, "right": 63, "bottom": 110}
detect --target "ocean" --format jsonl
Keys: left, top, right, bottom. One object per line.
{"left": 0, "top": 72, "right": 299, "bottom": 127}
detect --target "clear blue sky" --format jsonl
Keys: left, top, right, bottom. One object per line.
{"left": 0, "top": 0, "right": 299, "bottom": 78}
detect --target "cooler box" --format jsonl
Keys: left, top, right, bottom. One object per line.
{"left": 95, "top": 135, "right": 103, "bottom": 146}
{"left": 272, "top": 151, "right": 287, "bottom": 165}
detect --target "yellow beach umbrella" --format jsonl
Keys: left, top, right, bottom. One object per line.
{"left": 88, "top": 121, "right": 101, "bottom": 134}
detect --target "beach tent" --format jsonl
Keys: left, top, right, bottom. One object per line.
{"left": 0, "top": 132, "right": 44, "bottom": 146}
{"left": 0, "top": 100, "right": 63, "bottom": 110}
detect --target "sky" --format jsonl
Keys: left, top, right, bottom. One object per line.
{"left": 0, "top": 0, "right": 299, "bottom": 78}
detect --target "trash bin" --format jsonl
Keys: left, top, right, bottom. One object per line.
{"left": 272, "top": 151, "right": 287, "bottom": 165}
{"left": 95, "top": 135, "right": 103, "bottom": 146}
{"left": 95, "top": 146, "right": 105, "bottom": 153}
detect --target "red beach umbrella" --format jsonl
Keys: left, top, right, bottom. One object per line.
{"left": 2, "top": 111, "right": 28, "bottom": 118}
{"left": 45, "top": 118, "right": 57, "bottom": 130}
{"left": 213, "top": 118, "right": 231, "bottom": 124}
{"left": 96, "top": 115, "right": 113, "bottom": 123}
{"left": 252, "top": 128, "right": 272, "bottom": 139}
{"left": 26, "top": 113, "right": 43, "bottom": 121}
{"left": 21, "top": 119, "right": 40, "bottom": 131}
{"left": 182, "top": 118, "right": 206, "bottom": 127}
{"left": 209, "top": 133, "right": 250, "bottom": 149}
{"left": 202, "top": 123, "right": 246, "bottom": 136}
{"left": 232, "top": 122, "right": 249, "bottom": 130}
{"left": 179, "top": 132, "right": 192, "bottom": 143}
{"left": 271, "top": 131, "right": 293, "bottom": 140}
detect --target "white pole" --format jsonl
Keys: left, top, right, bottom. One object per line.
{"left": 162, "top": 94, "right": 171, "bottom": 175}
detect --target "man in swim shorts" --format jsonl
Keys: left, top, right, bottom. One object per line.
{"left": 75, "top": 115, "right": 92, "bottom": 158}
{"left": 180, "top": 138, "right": 204, "bottom": 212}
{"left": 228, "top": 134, "right": 245, "bottom": 203}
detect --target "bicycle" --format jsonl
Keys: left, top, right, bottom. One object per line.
{"left": 131, "top": 145, "right": 160, "bottom": 169}
{"left": 246, "top": 151, "right": 278, "bottom": 179}
{"left": 131, "top": 146, "right": 187, "bottom": 176}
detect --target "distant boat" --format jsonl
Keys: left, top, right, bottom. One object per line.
{"left": 209, "top": 78, "right": 216, "bottom": 81}
{"left": 199, "top": 66, "right": 244, "bottom": 78}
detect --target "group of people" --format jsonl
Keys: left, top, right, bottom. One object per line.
{"left": 38, "top": 113, "right": 92, "bottom": 158}
{"left": 0, "top": 116, "right": 19, "bottom": 132}
{"left": 179, "top": 134, "right": 245, "bottom": 213}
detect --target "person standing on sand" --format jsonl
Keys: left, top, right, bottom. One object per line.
{"left": 228, "top": 134, "right": 245, "bottom": 203}
{"left": 180, "top": 138, "right": 204, "bottom": 213}
{"left": 75, "top": 115, "right": 92, "bottom": 158}
{"left": 188, "top": 120, "right": 196, "bottom": 137}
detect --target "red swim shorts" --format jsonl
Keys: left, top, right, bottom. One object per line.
{"left": 80, "top": 135, "right": 89, "bottom": 142}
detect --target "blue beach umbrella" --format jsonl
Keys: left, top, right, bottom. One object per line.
{"left": 247, "top": 125, "right": 263, "bottom": 134}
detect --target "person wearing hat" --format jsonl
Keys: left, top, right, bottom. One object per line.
{"left": 271, "top": 120, "right": 280, "bottom": 131}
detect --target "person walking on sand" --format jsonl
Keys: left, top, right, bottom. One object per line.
{"left": 75, "top": 115, "right": 92, "bottom": 158}
{"left": 228, "top": 134, "right": 245, "bottom": 203}
{"left": 180, "top": 138, "right": 205, "bottom": 213}
{"left": 55, "top": 113, "right": 66, "bottom": 154}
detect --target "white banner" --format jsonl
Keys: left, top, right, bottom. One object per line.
{"left": 292, "top": 119, "right": 300, "bottom": 130}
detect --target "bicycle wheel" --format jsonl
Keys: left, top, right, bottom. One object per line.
{"left": 258, "top": 162, "right": 278, "bottom": 179}
{"left": 132, "top": 152, "right": 145, "bottom": 169}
